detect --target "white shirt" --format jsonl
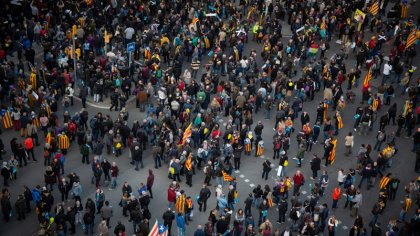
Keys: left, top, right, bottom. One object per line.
{"left": 383, "top": 63, "right": 392, "bottom": 75}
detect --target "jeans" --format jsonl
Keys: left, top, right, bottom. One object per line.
{"left": 154, "top": 155, "right": 162, "bottom": 168}
{"left": 265, "top": 109, "right": 271, "bottom": 119}
{"left": 111, "top": 176, "right": 117, "bottom": 189}
{"left": 358, "top": 176, "right": 371, "bottom": 189}
{"left": 399, "top": 209, "right": 406, "bottom": 222}
{"left": 374, "top": 141, "right": 383, "bottom": 151}
{"left": 134, "top": 160, "right": 144, "bottom": 170}
{"left": 369, "top": 214, "right": 379, "bottom": 226}
{"left": 84, "top": 223, "right": 94, "bottom": 235}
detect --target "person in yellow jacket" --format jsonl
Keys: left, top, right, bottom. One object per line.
{"left": 252, "top": 23, "right": 259, "bottom": 41}
{"left": 58, "top": 132, "right": 70, "bottom": 155}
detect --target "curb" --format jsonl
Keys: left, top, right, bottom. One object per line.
{"left": 72, "top": 96, "right": 137, "bottom": 109}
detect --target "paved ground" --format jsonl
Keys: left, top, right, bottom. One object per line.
{"left": 1, "top": 6, "right": 420, "bottom": 236}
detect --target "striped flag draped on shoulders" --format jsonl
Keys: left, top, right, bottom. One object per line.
{"left": 406, "top": 29, "right": 417, "bottom": 49}
{"left": 181, "top": 122, "right": 192, "bottom": 146}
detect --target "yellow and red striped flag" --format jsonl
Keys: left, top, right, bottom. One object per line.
{"left": 222, "top": 171, "right": 234, "bottom": 182}
{"left": 406, "top": 30, "right": 417, "bottom": 49}
{"left": 320, "top": 18, "right": 326, "bottom": 30}
{"left": 1, "top": 110, "right": 13, "bottom": 129}
{"left": 363, "top": 67, "right": 372, "bottom": 87}
{"left": 30, "top": 72, "right": 37, "bottom": 89}
{"left": 370, "top": 0, "right": 379, "bottom": 16}
{"left": 33, "top": 117, "right": 40, "bottom": 128}
{"left": 181, "top": 123, "right": 192, "bottom": 146}
{"left": 401, "top": 2, "right": 408, "bottom": 18}
{"left": 185, "top": 153, "right": 192, "bottom": 171}
{"left": 328, "top": 139, "right": 337, "bottom": 165}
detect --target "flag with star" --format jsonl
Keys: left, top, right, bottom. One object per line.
{"left": 149, "top": 220, "right": 168, "bottom": 236}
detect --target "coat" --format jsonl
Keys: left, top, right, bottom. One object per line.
{"left": 310, "top": 157, "right": 321, "bottom": 171}
{"left": 101, "top": 205, "right": 113, "bottom": 219}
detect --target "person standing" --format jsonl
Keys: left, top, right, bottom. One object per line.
{"left": 66, "top": 206, "right": 76, "bottom": 234}
{"left": 147, "top": 169, "right": 154, "bottom": 199}
{"left": 198, "top": 185, "right": 211, "bottom": 212}
{"left": 310, "top": 154, "right": 321, "bottom": 180}
{"left": 14, "top": 194, "right": 26, "bottom": 221}
{"left": 65, "top": 84, "right": 74, "bottom": 106}
{"left": 83, "top": 208, "right": 95, "bottom": 235}
{"left": 176, "top": 213, "right": 186, "bottom": 236}
{"left": 163, "top": 208, "right": 175, "bottom": 236}
{"left": 277, "top": 198, "right": 288, "bottom": 224}
{"left": 58, "top": 132, "right": 70, "bottom": 155}
{"left": 75, "top": 85, "right": 87, "bottom": 108}
{"left": 331, "top": 186, "right": 341, "bottom": 209}
{"left": 344, "top": 132, "right": 354, "bottom": 156}
{"left": 327, "top": 215, "right": 338, "bottom": 236}
{"left": 292, "top": 170, "right": 305, "bottom": 196}
{"left": 58, "top": 177, "right": 70, "bottom": 202}
{"left": 261, "top": 159, "right": 272, "bottom": 180}
{"left": 100, "top": 201, "right": 113, "bottom": 228}
{"left": 319, "top": 171, "right": 329, "bottom": 197}
{"left": 110, "top": 162, "right": 119, "bottom": 190}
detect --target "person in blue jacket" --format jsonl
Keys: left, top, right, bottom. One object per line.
{"left": 176, "top": 213, "right": 186, "bottom": 236}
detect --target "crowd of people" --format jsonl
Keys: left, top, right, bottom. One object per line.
{"left": 0, "top": 0, "right": 420, "bottom": 236}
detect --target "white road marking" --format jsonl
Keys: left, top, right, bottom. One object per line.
{"left": 342, "top": 226, "right": 348, "bottom": 230}
{"left": 223, "top": 123, "right": 227, "bottom": 126}
{"left": 270, "top": 164, "right": 275, "bottom": 167}
{"left": 235, "top": 170, "right": 240, "bottom": 173}
{"left": 249, "top": 183, "right": 255, "bottom": 188}
{"left": 239, "top": 174, "right": 245, "bottom": 178}
{"left": 219, "top": 119, "right": 223, "bottom": 123}
{"left": 301, "top": 191, "right": 307, "bottom": 195}
{"left": 244, "top": 179, "right": 250, "bottom": 182}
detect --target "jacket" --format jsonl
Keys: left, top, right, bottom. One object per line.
{"left": 101, "top": 205, "right": 113, "bottom": 219}
{"left": 310, "top": 157, "right": 321, "bottom": 171}
{"left": 163, "top": 210, "right": 175, "bottom": 224}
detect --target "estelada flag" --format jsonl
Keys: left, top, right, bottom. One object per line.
{"left": 1, "top": 110, "right": 13, "bottom": 129}
{"left": 406, "top": 30, "right": 417, "bottom": 49}
{"left": 181, "top": 123, "right": 192, "bottom": 146}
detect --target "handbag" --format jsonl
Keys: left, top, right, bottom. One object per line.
{"left": 284, "top": 160, "right": 289, "bottom": 167}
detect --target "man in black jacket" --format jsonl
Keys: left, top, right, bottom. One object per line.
{"left": 262, "top": 160, "right": 272, "bottom": 180}
{"left": 244, "top": 193, "right": 253, "bottom": 217}
{"left": 277, "top": 198, "right": 288, "bottom": 223}
{"left": 162, "top": 208, "right": 175, "bottom": 236}
{"left": 198, "top": 185, "right": 211, "bottom": 212}
{"left": 310, "top": 154, "right": 321, "bottom": 180}
{"left": 109, "top": 89, "right": 119, "bottom": 111}
{"left": 66, "top": 206, "right": 76, "bottom": 234}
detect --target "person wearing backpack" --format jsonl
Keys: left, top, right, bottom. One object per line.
{"left": 389, "top": 178, "right": 400, "bottom": 200}
{"left": 374, "top": 130, "right": 387, "bottom": 151}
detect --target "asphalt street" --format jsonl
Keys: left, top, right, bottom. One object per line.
{"left": 1, "top": 8, "right": 420, "bottom": 236}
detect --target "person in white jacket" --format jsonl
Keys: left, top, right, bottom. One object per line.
{"left": 65, "top": 84, "right": 74, "bottom": 106}
{"left": 337, "top": 169, "right": 346, "bottom": 186}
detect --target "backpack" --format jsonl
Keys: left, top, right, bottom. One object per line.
{"left": 391, "top": 181, "right": 398, "bottom": 190}
{"left": 89, "top": 118, "right": 97, "bottom": 129}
